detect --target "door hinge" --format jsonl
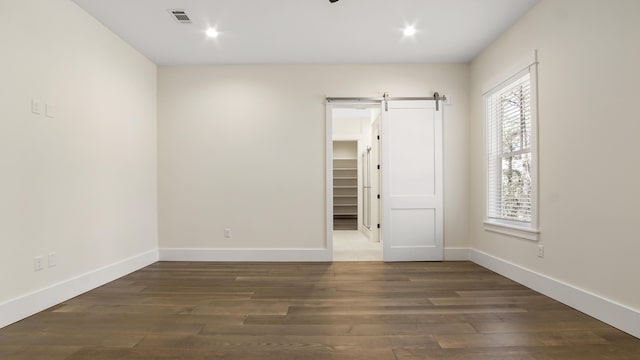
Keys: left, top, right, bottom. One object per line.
{"left": 377, "top": 194, "right": 380, "bottom": 199}
{"left": 377, "top": 165, "right": 380, "bottom": 170}
{"left": 377, "top": 224, "right": 380, "bottom": 229}
{"left": 377, "top": 135, "right": 380, "bottom": 140}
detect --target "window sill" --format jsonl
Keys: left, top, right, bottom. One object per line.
{"left": 483, "top": 221, "right": 540, "bottom": 242}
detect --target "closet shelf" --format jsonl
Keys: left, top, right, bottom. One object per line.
{"left": 333, "top": 150, "right": 358, "bottom": 230}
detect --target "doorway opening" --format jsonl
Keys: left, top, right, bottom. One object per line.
{"left": 330, "top": 106, "right": 382, "bottom": 261}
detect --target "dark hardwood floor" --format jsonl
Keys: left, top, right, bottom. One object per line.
{"left": 1, "top": 261, "right": 638, "bottom": 359}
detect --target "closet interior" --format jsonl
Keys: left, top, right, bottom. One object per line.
{"left": 333, "top": 141, "right": 358, "bottom": 230}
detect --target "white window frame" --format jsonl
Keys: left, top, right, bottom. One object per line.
{"left": 482, "top": 51, "right": 540, "bottom": 241}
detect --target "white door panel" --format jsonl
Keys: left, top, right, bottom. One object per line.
{"left": 382, "top": 100, "right": 443, "bottom": 262}
{"left": 390, "top": 209, "right": 436, "bottom": 247}
{"left": 388, "top": 108, "right": 436, "bottom": 197}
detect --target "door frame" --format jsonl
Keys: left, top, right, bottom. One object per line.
{"left": 326, "top": 102, "right": 380, "bottom": 260}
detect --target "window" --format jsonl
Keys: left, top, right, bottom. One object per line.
{"left": 484, "top": 57, "right": 539, "bottom": 240}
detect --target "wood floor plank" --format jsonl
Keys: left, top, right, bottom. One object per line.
{"left": 470, "top": 319, "right": 613, "bottom": 334}
{"left": 0, "top": 345, "right": 82, "bottom": 360}
{"left": 134, "top": 333, "right": 442, "bottom": 351}
{"left": 393, "top": 347, "right": 537, "bottom": 360}
{"left": 191, "top": 301, "right": 290, "bottom": 315}
{"left": 286, "top": 304, "right": 528, "bottom": 316}
{"left": 0, "top": 261, "right": 637, "bottom": 360}
{"left": 435, "top": 331, "right": 610, "bottom": 349}
{"left": 243, "top": 313, "right": 504, "bottom": 326}
{"left": 455, "top": 289, "right": 538, "bottom": 297}
{"left": 200, "top": 324, "right": 353, "bottom": 336}
{"left": 66, "top": 347, "right": 398, "bottom": 360}
{"left": 428, "top": 295, "right": 557, "bottom": 306}
{"left": 348, "top": 323, "right": 477, "bottom": 336}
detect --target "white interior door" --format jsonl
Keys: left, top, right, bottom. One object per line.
{"left": 381, "top": 100, "right": 443, "bottom": 261}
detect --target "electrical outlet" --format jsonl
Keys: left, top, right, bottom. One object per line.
{"left": 537, "top": 244, "right": 544, "bottom": 258}
{"left": 34, "top": 256, "right": 44, "bottom": 271}
{"left": 48, "top": 252, "right": 57, "bottom": 267}
{"left": 224, "top": 228, "right": 232, "bottom": 238}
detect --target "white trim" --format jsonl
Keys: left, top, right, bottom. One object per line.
{"left": 484, "top": 221, "right": 540, "bottom": 241}
{"left": 325, "top": 103, "right": 335, "bottom": 260}
{"left": 444, "top": 247, "right": 470, "bottom": 261}
{"left": 332, "top": 136, "right": 361, "bottom": 142}
{"left": 159, "top": 248, "right": 331, "bottom": 262}
{"left": 470, "top": 249, "right": 640, "bottom": 339}
{"left": 0, "top": 249, "right": 158, "bottom": 329}
{"left": 326, "top": 102, "right": 382, "bottom": 262}
{"left": 483, "top": 53, "right": 539, "bottom": 236}
{"left": 528, "top": 61, "right": 540, "bottom": 231}
{"left": 482, "top": 50, "right": 538, "bottom": 95}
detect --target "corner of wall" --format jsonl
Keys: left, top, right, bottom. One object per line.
{"left": 0, "top": 249, "right": 158, "bottom": 329}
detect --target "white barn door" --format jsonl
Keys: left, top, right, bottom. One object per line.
{"left": 381, "top": 100, "right": 443, "bottom": 261}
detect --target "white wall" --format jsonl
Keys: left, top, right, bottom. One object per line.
{"left": 332, "top": 109, "right": 368, "bottom": 140}
{"left": 469, "top": 0, "right": 640, "bottom": 313}
{"left": 332, "top": 141, "right": 357, "bottom": 159}
{"left": 158, "top": 64, "right": 469, "bottom": 257}
{"left": 0, "top": 0, "right": 158, "bottom": 319}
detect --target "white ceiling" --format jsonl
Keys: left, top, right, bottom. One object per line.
{"left": 72, "top": 0, "right": 539, "bottom": 65}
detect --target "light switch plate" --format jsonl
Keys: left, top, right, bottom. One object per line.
{"left": 48, "top": 252, "right": 57, "bottom": 267}
{"left": 45, "top": 103, "right": 54, "bottom": 118}
{"left": 32, "top": 99, "right": 41, "bottom": 115}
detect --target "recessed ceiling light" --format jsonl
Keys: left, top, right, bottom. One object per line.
{"left": 403, "top": 26, "right": 416, "bottom": 37}
{"left": 206, "top": 28, "right": 219, "bottom": 38}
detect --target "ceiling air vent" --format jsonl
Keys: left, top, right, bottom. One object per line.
{"left": 168, "top": 9, "right": 192, "bottom": 24}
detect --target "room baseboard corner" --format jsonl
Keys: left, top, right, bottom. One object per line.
{"left": 469, "top": 249, "right": 640, "bottom": 339}
{"left": 0, "top": 249, "right": 159, "bottom": 329}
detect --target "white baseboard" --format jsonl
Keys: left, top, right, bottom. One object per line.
{"left": 444, "top": 247, "right": 470, "bottom": 261}
{"left": 0, "top": 249, "right": 158, "bottom": 329}
{"left": 161, "top": 247, "right": 467, "bottom": 262}
{"left": 160, "top": 248, "right": 331, "bottom": 262}
{"left": 470, "top": 249, "right": 640, "bottom": 339}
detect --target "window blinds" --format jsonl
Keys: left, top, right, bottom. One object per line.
{"left": 487, "top": 72, "right": 532, "bottom": 223}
